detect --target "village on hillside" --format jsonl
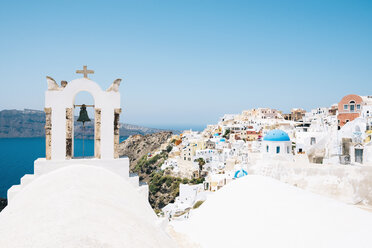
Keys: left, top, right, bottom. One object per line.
{"left": 157, "top": 94, "right": 372, "bottom": 219}
{"left": 2, "top": 72, "right": 372, "bottom": 248}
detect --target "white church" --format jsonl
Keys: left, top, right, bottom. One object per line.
{"left": 261, "top": 129, "right": 293, "bottom": 161}
{"left": 0, "top": 67, "right": 177, "bottom": 248}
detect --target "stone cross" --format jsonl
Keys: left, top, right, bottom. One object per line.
{"left": 76, "top": 65, "right": 94, "bottom": 78}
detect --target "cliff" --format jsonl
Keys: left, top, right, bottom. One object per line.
{"left": 0, "top": 198, "right": 7, "bottom": 212}
{"left": 118, "top": 131, "right": 173, "bottom": 166}
{"left": 0, "top": 109, "right": 45, "bottom": 138}
{"left": 118, "top": 132, "right": 202, "bottom": 212}
{"left": 0, "top": 109, "right": 173, "bottom": 138}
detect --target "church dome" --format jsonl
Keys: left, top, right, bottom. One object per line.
{"left": 263, "top": 129, "right": 290, "bottom": 142}
{"left": 234, "top": 169, "right": 248, "bottom": 179}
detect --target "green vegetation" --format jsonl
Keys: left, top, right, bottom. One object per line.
{"left": 190, "top": 177, "right": 205, "bottom": 184}
{"left": 133, "top": 152, "right": 167, "bottom": 175}
{"left": 182, "top": 178, "right": 189, "bottom": 184}
{"left": 195, "top": 157, "right": 206, "bottom": 173}
{"left": 132, "top": 142, "right": 206, "bottom": 212}
{"left": 166, "top": 145, "right": 173, "bottom": 153}
{"left": 193, "top": 200, "right": 204, "bottom": 209}
{"left": 223, "top": 129, "right": 230, "bottom": 138}
{"left": 147, "top": 165, "right": 205, "bottom": 210}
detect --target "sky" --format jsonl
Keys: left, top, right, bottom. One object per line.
{"left": 0, "top": 0, "right": 371, "bottom": 130}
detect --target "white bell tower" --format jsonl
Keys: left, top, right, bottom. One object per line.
{"left": 7, "top": 67, "right": 148, "bottom": 203}
{"left": 44, "top": 66, "right": 121, "bottom": 160}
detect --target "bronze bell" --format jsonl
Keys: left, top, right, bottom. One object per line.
{"left": 77, "top": 104, "right": 91, "bottom": 124}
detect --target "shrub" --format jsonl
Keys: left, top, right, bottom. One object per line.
{"left": 190, "top": 177, "right": 205, "bottom": 184}
{"left": 165, "top": 176, "right": 173, "bottom": 187}
{"left": 223, "top": 129, "right": 230, "bottom": 138}
{"left": 166, "top": 145, "right": 173, "bottom": 153}
{"left": 148, "top": 154, "right": 160, "bottom": 165}
{"left": 193, "top": 201, "right": 204, "bottom": 209}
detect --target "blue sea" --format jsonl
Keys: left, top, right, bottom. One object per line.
{"left": 0, "top": 137, "right": 127, "bottom": 198}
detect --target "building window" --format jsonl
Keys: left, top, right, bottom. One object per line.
{"left": 276, "top": 146, "right": 280, "bottom": 154}
{"left": 344, "top": 104, "right": 348, "bottom": 110}
{"left": 287, "top": 146, "right": 290, "bottom": 153}
{"left": 357, "top": 104, "right": 361, "bottom": 110}
{"left": 350, "top": 101, "right": 355, "bottom": 112}
{"left": 311, "top": 137, "right": 316, "bottom": 145}
{"left": 266, "top": 145, "right": 269, "bottom": 152}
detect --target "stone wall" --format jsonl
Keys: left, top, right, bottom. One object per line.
{"left": 94, "top": 108, "right": 101, "bottom": 158}
{"left": 65, "top": 108, "right": 73, "bottom": 159}
{"left": 248, "top": 160, "right": 372, "bottom": 205}
{"left": 44, "top": 108, "right": 52, "bottom": 160}
{"left": 114, "top": 108, "right": 121, "bottom": 159}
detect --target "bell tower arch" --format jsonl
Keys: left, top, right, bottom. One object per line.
{"left": 44, "top": 68, "right": 122, "bottom": 160}
{"left": 6, "top": 67, "right": 150, "bottom": 204}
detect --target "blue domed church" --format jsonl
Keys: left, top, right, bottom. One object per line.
{"left": 262, "top": 129, "right": 292, "bottom": 157}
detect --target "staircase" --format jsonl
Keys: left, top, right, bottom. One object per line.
{"left": 7, "top": 157, "right": 149, "bottom": 203}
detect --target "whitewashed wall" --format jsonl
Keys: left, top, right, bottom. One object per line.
{"left": 45, "top": 78, "right": 120, "bottom": 160}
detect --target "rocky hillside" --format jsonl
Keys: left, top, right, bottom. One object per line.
{"left": 0, "top": 109, "right": 45, "bottom": 138}
{"left": 118, "top": 132, "right": 203, "bottom": 212}
{"left": 118, "top": 131, "right": 173, "bottom": 166}
{"left": 0, "top": 198, "right": 7, "bottom": 212}
{"left": 0, "top": 109, "right": 174, "bottom": 138}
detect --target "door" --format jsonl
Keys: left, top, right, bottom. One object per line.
{"left": 355, "top": 149, "right": 363, "bottom": 163}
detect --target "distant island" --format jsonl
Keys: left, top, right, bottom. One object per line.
{"left": 0, "top": 109, "right": 178, "bottom": 139}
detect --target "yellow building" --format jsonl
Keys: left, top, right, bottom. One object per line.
{"left": 365, "top": 130, "right": 372, "bottom": 143}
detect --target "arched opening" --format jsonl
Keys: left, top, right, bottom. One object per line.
{"left": 276, "top": 146, "right": 280, "bottom": 154}
{"left": 73, "top": 91, "right": 95, "bottom": 158}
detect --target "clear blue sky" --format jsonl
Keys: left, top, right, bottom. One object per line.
{"left": 0, "top": 0, "right": 371, "bottom": 130}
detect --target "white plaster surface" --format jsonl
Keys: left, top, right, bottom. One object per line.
{"left": 249, "top": 160, "right": 372, "bottom": 205}
{"left": 8, "top": 158, "right": 130, "bottom": 203}
{"left": 262, "top": 140, "right": 292, "bottom": 157}
{"left": 45, "top": 78, "right": 120, "bottom": 160}
{"left": 172, "top": 175, "right": 372, "bottom": 248}
{"left": 34, "top": 157, "right": 129, "bottom": 179}
{"left": 0, "top": 165, "right": 176, "bottom": 248}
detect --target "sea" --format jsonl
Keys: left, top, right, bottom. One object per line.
{"left": 0, "top": 137, "right": 127, "bottom": 198}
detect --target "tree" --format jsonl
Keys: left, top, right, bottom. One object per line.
{"left": 196, "top": 157, "right": 206, "bottom": 176}
{"left": 223, "top": 129, "right": 230, "bottom": 138}
{"left": 166, "top": 145, "right": 173, "bottom": 153}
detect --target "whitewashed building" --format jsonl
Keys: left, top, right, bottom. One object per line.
{"left": 262, "top": 129, "right": 292, "bottom": 158}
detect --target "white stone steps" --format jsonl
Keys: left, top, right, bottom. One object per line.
{"left": 129, "top": 174, "right": 149, "bottom": 200}
{"left": 20, "top": 174, "right": 36, "bottom": 187}
{"left": 8, "top": 157, "right": 149, "bottom": 204}
{"left": 138, "top": 185, "right": 149, "bottom": 200}
{"left": 129, "top": 175, "right": 140, "bottom": 188}
{"left": 7, "top": 174, "right": 38, "bottom": 203}
{"left": 7, "top": 185, "right": 21, "bottom": 202}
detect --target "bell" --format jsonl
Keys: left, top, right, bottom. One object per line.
{"left": 77, "top": 104, "right": 91, "bottom": 124}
